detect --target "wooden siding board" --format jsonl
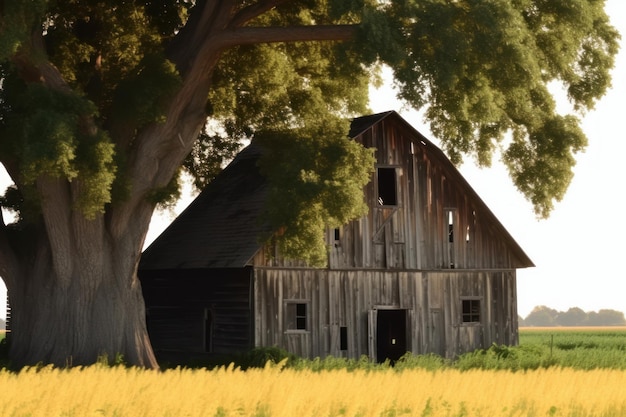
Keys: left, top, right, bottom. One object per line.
{"left": 140, "top": 269, "right": 254, "bottom": 358}
{"left": 254, "top": 268, "right": 518, "bottom": 360}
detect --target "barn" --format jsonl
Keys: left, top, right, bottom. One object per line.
{"left": 138, "top": 111, "right": 534, "bottom": 364}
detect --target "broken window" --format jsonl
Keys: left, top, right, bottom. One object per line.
{"left": 444, "top": 209, "right": 456, "bottom": 268}
{"left": 285, "top": 302, "right": 308, "bottom": 331}
{"left": 377, "top": 167, "right": 397, "bottom": 206}
{"left": 462, "top": 299, "right": 481, "bottom": 323}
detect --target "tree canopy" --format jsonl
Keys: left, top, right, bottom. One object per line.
{"left": 523, "top": 306, "right": 626, "bottom": 327}
{"left": 0, "top": 0, "right": 620, "bottom": 366}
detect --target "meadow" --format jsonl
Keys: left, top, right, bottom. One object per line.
{"left": 0, "top": 328, "right": 625, "bottom": 417}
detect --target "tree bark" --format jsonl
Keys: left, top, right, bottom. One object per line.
{"left": 6, "top": 200, "right": 158, "bottom": 368}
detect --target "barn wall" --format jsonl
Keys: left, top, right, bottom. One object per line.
{"left": 254, "top": 267, "right": 518, "bottom": 360}
{"left": 140, "top": 268, "right": 254, "bottom": 360}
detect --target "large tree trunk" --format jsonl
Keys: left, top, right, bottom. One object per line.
{"left": 4, "top": 178, "right": 159, "bottom": 368}
{"left": 8, "top": 265, "right": 157, "bottom": 368}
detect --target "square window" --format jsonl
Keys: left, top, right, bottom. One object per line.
{"left": 462, "top": 299, "right": 481, "bottom": 323}
{"left": 286, "top": 302, "right": 308, "bottom": 331}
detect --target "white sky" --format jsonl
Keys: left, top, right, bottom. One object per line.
{"left": 1, "top": 0, "right": 625, "bottom": 320}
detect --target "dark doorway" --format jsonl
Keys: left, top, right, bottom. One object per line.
{"left": 376, "top": 309, "right": 407, "bottom": 363}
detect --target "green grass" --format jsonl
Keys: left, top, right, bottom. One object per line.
{"left": 2, "top": 327, "right": 626, "bottom": 372}
{"left": 516, "top": 327, "right": 626, "bottom": 370}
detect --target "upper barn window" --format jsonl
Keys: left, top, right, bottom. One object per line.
{"left": 377, "top": 167, "right": 398, "bottom": 206}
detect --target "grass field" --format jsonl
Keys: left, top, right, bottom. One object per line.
{"left": 516, "top": 327, "right": 626, "bottom": 370}
{"left": 0, "top": 328, "right": 625, "bottom": 416}
{"left": 2, "top": 364, "right": 626, "bottom": 416}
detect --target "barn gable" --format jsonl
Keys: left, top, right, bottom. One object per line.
{"left": 327, "top": 110, "right": 533, "bottom": 271}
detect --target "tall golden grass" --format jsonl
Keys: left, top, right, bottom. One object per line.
{"left": 1, "top": 364, "right": 625, "bottom": 416}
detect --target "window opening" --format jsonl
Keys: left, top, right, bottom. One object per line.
{"left": 286, "top": 302, "right": 308, "bottom": 331}
{"left": 377, "top": 167, "right": 397, "bottom": 206}
{"left": 204, "top": 308, "right": 213, "bottom": 352}
{"left": 340, "top": 326, "right": 348, "bottom": 351}
{"left": 462, "top": 299, "right": 481, "bottom": 323}
{"left": 445, "top": 209, "right": 456, "bottom": 268}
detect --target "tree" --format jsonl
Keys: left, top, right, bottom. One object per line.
{"left": 587, "top": 309, "right": 626, "bottom": 326}
{"left": 524, "top": 305, "right": 559, "bottom": 327}
{"left": 0, "top": 1, "right": 619, "bottom": 367}
{"left": 555, "top": 307, "right": 588, "bottom": 326}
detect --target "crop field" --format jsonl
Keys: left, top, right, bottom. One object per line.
{"left": 2, "top": 364, "right": 626, "bottom": 417}
{"left": 0, "top": 328, "right": 624, "bottom": 416}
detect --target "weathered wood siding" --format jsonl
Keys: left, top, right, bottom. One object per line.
{"left": 254, "top": 268, "right": 518, "bottom": 359}
{"left": 326, "top": 117, "right": 525, "bottom": 270}
{"left": 140, "top": 268, "right": 254, "bottom": 359}
{"left": 251, "top": 114, "right": 526, "bottom": 360}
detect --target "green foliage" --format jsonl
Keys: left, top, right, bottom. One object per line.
{"left": 504, "top": 115, "right": 587, "bottom": 217}
{"left": 455, "top": 343, "right": 558, "bottom": 371}
{"left": 290, "top": 354, "right": 388, "bottom": 372}
{"left": 0, "top": 1, "right": 48, "bottom": 60}
{"left": 44, "top": 1, "right": 165, "bottom": 108}
{"left": 519, "top": 329, "right": 626, "bottom": 370}
{"left": 242, "top": 346, "right": 296, "bottom": 369}
{"left": 0, "top": 77, "right": 116, "bottom": 219}
{"left": 207, "top": 40, "right": 371, "bottom": 143}
{"left": 182, "top": 127, "right": 243, "bottom": 190}
{"left": 145, "top": 169, "right": 182, "bottom": 209}
{"left": 242, "top": 329, "right": 626, "bottom": 373}
{"left": 356, "top": 0, "right": 620, "bottom": 217}
{"left": 256, "top": 117, "right": 375, "bottom": 266}
{"left": 111, "top": 53, "right": 182, "bottom": 128}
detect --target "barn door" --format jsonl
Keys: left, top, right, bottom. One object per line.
{"left": 369, "top": 309, "right": 408, "bottom": 363}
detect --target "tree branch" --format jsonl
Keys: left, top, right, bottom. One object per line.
{"left": 213, "top": 24, "right": 359, "bottom": 49}
{"left": 168, "top": 0, "right": 235, "bottom": 75}
{"left": 230, "top": 0, "right": 291, "bottom": 28}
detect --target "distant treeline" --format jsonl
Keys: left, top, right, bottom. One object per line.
{"left": 0, "top": 318, "right": 4, "bottom": 331}
{"left": 520, "top": 306, "right": 626, "bottom": 327}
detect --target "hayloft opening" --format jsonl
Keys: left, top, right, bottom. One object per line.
{"left": 377, "top": 167, "right": 397, "bottom": 206}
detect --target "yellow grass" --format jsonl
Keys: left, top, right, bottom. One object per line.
{"left": 1, "top": 364, "right": 626, "bottom": 417}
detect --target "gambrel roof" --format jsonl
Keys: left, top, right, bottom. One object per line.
{"left": 140, "top": 111, "right": 533, "bottom": 270}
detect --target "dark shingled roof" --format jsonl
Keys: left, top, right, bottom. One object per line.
{"left": 139, "top": 143, "right": 270, "bottom": 269}
{"left": 348, "top": 111, "right": 393, "bottom": 138}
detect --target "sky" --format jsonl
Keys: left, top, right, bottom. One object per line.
{"left": 1, "top": 1, "right": 625, "bottom": 321}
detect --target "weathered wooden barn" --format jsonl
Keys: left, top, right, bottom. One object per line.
{"left": 139, "top": 111, "right": 533, "bottom": 363}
